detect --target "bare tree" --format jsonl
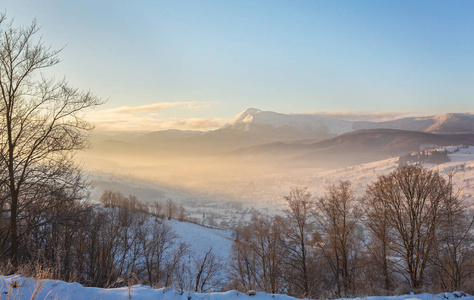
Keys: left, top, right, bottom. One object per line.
{"left": 282, "top": 187, "right": 315, "bottom": 297}
{"left": 164, "top": 242, "right": 189, "bottom": 287}
{"left": 314, "top": 181, "right": 362, "bottom": 297}
{"left": 0, "top": 15, "right": 103, "bottom": 268}
{"left": 193, "top": 247, "right": 224, "bottom": 292}
{"left": 364, "top": 180, "right": 396, "bottom": 293}
{"left": 138, "top": 220, "right": 178, "bottom": 286}
{"left": 229, "top": 228, "right": 258, "bottom": 291}
{"left": 166, "top": 199, "right": 177, "bottom": 220}
{"left": 100, "top": 190, "right": 119, "bottom": 207}
{"left": 150, "top": 201, "right": 163, "bottom": 219}
{"left": 366, "top": 166, "right": 449, "bottom": 290}
{"left": 229, "top": 214, "right": 287, "bottom": 294}
{"left": 431, "top": 171, "right": 474, "bottom": 291}
{"left": 178, "top": 205, "right": 185, "bottom": 221}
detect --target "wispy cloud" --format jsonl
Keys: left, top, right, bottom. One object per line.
{"left": 162, "top": 118, "right": 226, "bottom": 129}
{"left": 86, "top": 101, "right": 225, "bottom": 132}
{"left": 109, "top": 101, "right": 207, "bottom": 114}
{"left": 89, "top": 117, "right": 226, "bottom": 132}
{"left": 303, "top": 110, "right": 416, "bottom": 122}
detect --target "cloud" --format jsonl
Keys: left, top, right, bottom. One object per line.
{"left": 91, "top": 117, "right": 226, "bottom": 132}
{"left": 303, "top": 110, "right": 416, "bottom": 122}
{"left": 109, "top": 101, "right": 207, "bottom": 114}
{"left": 85, "top": 100, "right": 224, "bottom": 132}
{"left": 86, "top": 107, "right": 226, "bottom": 132}
{"left": 163, "top": 118, "right": 226, "bottom": 130}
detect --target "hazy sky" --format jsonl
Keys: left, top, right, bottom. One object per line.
{"left": 3, "top": 1, "right": 474, "bottom": 131}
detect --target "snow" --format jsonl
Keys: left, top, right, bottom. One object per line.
{"left": 304, "top": 145, "right": 474, "bottom": 207}
{"left": 227, "top": 108, "right": 353, "bottom": 135}
{"left": 1, "top": 275, "right": 472, "bottom": 300}
{"left": 228, "top": 109, "right": 474, "bottom": 136}
{"left": 167, "top": 219, "right": 234, "bottom": 263}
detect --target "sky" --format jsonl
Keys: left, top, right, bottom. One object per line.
{"left": 3, "top": 0, "right": 474, "bottom": 132}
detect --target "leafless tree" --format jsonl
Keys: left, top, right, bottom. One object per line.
{"left": 229, "top": 228, "right": 258, "bottom": 291}
{"left": 0, "top": 14, "right": 103, "bottom": 268}
{"left": 314, "top": 181, "right": 362, "bottom": 297}
{"left": 229, "top": 214, "right": 287, "bottom": 294}
{"left": 364, "top": 180, "right": 396, "bottom": 293}
{"left": 100, "top": 190, "right": 120, "bottom": 207}
{"left": 138, "top": 220, "right": 178, "bottom": 286}
{"left": 282, "top": 187, "right": 315, "bottom": 297}
{"left": 431, "top": 171, "right": 474, "bottom": 292}
{"left": 178, "top": 205, "right": 185, "bottom": 221}
{"left": 164, "top": 242, "right": 189, "bottom": 287}
{"left": 166, "top": 199, "right": 177, "bottom": 220}
{"left": 193, "top": 247, "right": 224, "bottom": 292}
{"left": 366, "top": 166, "right": 449, "bottom": 290}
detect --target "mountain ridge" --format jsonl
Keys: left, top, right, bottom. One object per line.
{"left": 229, "top": 128, "right": 474, "bottom": 167}
{"left": 135, "top": 109, "right": 474, "bottom": 143}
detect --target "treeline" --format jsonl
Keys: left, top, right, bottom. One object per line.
{"left": 398, "top": 150, "right": 450, "bottom": 166}
{"left": 228, "top": 166, "right": 474, "bottom": 298}
{"left": 0, "top": 190, "right": 224, "bottom": 291}
{"left": 1, "top": 165, "right": 473, "bottom": 297}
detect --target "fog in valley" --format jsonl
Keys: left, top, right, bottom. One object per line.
{"left": 79, "top": 109, "right": 474, "bottom": 223}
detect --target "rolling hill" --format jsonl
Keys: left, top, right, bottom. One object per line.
{"left": 230, "top": 129, "right": 474, "bottom": 167}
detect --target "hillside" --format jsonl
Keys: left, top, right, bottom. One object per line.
{"left": 230, "top": 129, "right": 474, "bottom": 167}
{"left": 303, "top": 145, "right": 474, "bottom": 209}
{"left": 168, "top": 219, "right": 234, "bottom": 264}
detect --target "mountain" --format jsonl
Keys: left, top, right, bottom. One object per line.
{"left": 217, "top": 109, "right": 474, "bottom": 143}
{"left": 86, "top": 109, "right": 474, "bottom": 167}
{"left": 97, "top": 109, "right": 353, "bottom": 154}
{"left": 231, "top": 129, "right": 474, "bottom": 167}
{"left": 125, "top": 110, "right": 474, "bottom": 149}
{"left": 354, "top": 113, "right": 474, "bottom": 134}
{"left": 224, "top": 108, "right": 352, "bottom": 136}
{"left": 161, "top": 108, "right": 352, "bottom": 151}
{"left": 90, "top": 110, "right": 474, "bottom": 153}
{"left": 136, "top": 129, "right": 206, "bottom": 142}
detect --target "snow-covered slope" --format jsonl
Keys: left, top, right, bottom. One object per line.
{"left": 305, "top": 145, "right": 474, "bottom": 208}
{"left": 168, "top": 219, "right": 234, "bottom": 263}
{"left": 1, "top": 275, "right": 472, "bottom": 300}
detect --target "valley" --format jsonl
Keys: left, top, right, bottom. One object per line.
{"left": 83, "top": 109, "right": 474, "bottom": 229}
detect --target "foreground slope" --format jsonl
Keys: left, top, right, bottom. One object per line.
{"left": 1, "top": 275, "right": 472, "bottom": 300}
{"left": 167, "top": 219, "right": 234, "bottom": 263}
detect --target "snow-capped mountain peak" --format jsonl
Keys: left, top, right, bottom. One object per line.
{"left": 225, "top": 108, "right": 353, "bottom": 136}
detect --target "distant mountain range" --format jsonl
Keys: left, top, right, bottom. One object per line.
{"left": 89, "top": 108, "right": 474, "bottom": 167}
{"left": 353, "top": 113, "right": 474, "bottom": 134}
{"left": 226, "top": 108, "right": 474, "bottom": 136}
{"left": 230, "top": 128, "right": 474, "bottom": 167}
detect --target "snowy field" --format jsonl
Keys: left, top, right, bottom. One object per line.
{"left": 168, "top": 219, "right": 234, "bottom": 263}
{"left": 0, "top": 275, "right": 472, "bottom": 300}
{"left": 306, "top": 145, "right": 474, "bottom": 203}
